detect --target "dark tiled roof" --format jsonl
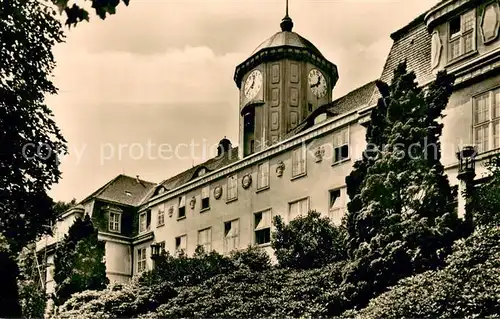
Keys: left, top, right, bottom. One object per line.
{"left": 369, "top": 11, "right": 433, "bottom": 106}
{"left": 252, "top": 31, "right": 324, "bottom": 58}
{"left": 158, "top": 147, "right": 240, "bottom": 191}
{"left": 81, "top": 174, "right": 156, "bottom": 207}
{"left": 285, "top": 80, "right": 377, "bottom": 138}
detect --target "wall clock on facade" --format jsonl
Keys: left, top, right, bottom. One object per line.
{"left": 308, "top": 68, "right": 327, "bottom": 98}
{"left": 244, "top": 69, "right": 263, "bottom": 100}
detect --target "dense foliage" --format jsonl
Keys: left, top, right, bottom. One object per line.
{"left": 272, "top": 211, "right": 347, "bottom": 269}
{"left": 341, "top": 63, "right": 460, "bottom": 311}
{"left": 343, "top": 226, "right": 500, "bottom": 319}
{"left": 57, "top": 246, "right": 272, "bottom": 318}
{"left": 0, "top": 234, "right": 22, "bottom": 317}
{"left": 53, "top": 214, "right": 108, "bottom": 307}
{"left": 472, "top": 156, "right": 500, "bottom": 227}
{"left": 17, "top": 245, "right": 47, "bottom": 319}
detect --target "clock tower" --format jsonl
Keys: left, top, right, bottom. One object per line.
{"left": 234, "top": 5, "right": 338, "bottom": 158}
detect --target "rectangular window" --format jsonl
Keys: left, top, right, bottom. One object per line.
{"left": 108, "top": 211, "right": 121, "bottom": 233}
{"left": 473, "top": 88, "right": 500, "bottom": 153}
{"left": 292, "top": 147, "right": 306, "bottom": 177}
{"left": 257, "top": 161, "right": 270, "bottom": 190}
{"left": 201, "top": 186, "right": 210, "bottom": 210}
{"left": 254, "top": 209, "right": 272, "bottom": 245}
{"left": 227, "top": 174, "right": 238, "bottom": 201}
{"left": 197, "top": 227, "right": 212, "bottom": 252}
{"left": 288, "top": 197, "right": 309, "bottom": 222}
{"left": 157, "top": 241, "right": 166, "bottom": 254}
{"left": 137, "top": 248, "right": 147, "bottom": 273}
{"left": 329, "top": 189, "right": 345, "bottom": 225}
{"left": 448, "top": 9, "right": 476, "bottom": 61}
{"left": 224, "top": 219, "right": 240, "bottom": 254}
{"left": 178, "top": 196, "right": 186, "bottom": 218}
{"left": 175, "top": 235, "right": 187, "bottom": 255}
{"left": 139, "top": 211, "right": 151, "bottom": 233}
{"left": 157, "top": 205, "right": 165, "bottom": 227}
{"left": 333, "top": 127, "right": 349, "bottom": 163}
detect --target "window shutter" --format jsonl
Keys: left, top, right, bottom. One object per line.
{"left": 201, "top": 186, "right": 209, "bottom": 199}
{"left": 256, "top": 210, "right": 271, "bottom": 230}
{"left": 146, "top": 210, "right": 151, "bottom": 229}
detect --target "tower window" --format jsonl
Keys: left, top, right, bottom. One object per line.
{"left": 308, "top": 103, "right": 313, "bottom": 112}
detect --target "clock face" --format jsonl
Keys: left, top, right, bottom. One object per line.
{"left": 244, "top": 69, "right": 263, "bottom": 100}
{"left": 308, "top": 69, "right": 327, "bottom": 98}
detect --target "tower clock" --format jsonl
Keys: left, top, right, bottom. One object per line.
{"left": 234, "top": 9, "right": 338, "bottom": 158}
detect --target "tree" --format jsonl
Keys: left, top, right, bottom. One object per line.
{"left": 272, "top": 211, "right": 347, "bottom": 269}
{"left": 52, "top": 0, "right": 130, "bottom": 27}
{"left": 53, "top": 214, "right": 108, "bottom": 306}
{"left": 1, "top": 0, "right": 129, "bottom": 313}
{"left": 343, "top": 226, "right": 500, "bottom": 319}
{"left": 17, "top": 245, "right": 47, "bottom": 319}
{"left": 53, "top": 198, "right": 77, "bottom": 217}
{"left": 341, "top": 62, "right": 461, "bottom": 311}
{"left": 471, "top": 156, "right": 500, "bottom": 227}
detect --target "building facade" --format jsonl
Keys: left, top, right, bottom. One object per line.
{"left": 38, "top": 0, "right": 500, "bottom": 295}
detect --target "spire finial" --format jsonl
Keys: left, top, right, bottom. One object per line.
{"left": 280, "top": 0, "right": 293, "bottom": 32}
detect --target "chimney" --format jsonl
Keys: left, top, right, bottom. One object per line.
{"left": 136, "top": 175, "right": 145, "bottom": 187}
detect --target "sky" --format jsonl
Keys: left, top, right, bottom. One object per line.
{"left": 47, "top": 0, "right": 439, "bottom": 202}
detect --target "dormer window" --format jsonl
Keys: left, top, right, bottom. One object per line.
{"left": 198, "top": 167, "right": 206, "bottom": 177}
{"left": 448, "top": 9, "right": 476, "bottom": 62}
{"left": 314, "top": 113, "right": 327, "bottom": 125}
{"left": 124, "top": 191, "right": 132, "bottom": 197}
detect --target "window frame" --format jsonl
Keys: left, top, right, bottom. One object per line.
{"left": 328, "top": 188, "right": 344, "bottom": 225}
{"left": 108, "top": 211, "right": 122, "bottom": 233}
{"left": 137, "top": 248, "right": 147, "bottom": 273}
{"left": 178, "top": 195, "right": 186, "bottom": 219}
{"left": 197, "top": 227, "right": 212, "bottom": 252}
{"left": 139, "top": 211, "right": 149, "bottom": 233}
{"left": 291, "top": 146, "right": 307, "bottom": 178}
{"left": 473, "top": 87, "right": 500, "bottom": 154}
{"left": 254, "top": 209, "right": 272, "bottom": 245}
{"left": 175, "top": 234, "right": 187, "bottom": 255}
{"left": 226, "top": 174, "right": 238, "bottom": 202}
{"left": 157, "top": 205, "right": 165, "bottom": 227}
{"left": 447, "top": 9, "right": 476, "bottom": 63}
{"left": 257, "top": 161, "right": 270, "bottom": 191}
{"left": 223, "top": 219, "right": 240, "bottom": 254}
{"left": 201, "top": 186, "right": 210, "bottom": 211}
{"left": 333, "top": 126, "right": 350, "bottom": 164}
{"left": 288, "top": 197, "right": 310, "bottom": 223}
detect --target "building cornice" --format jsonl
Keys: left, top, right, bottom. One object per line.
{"left": 142, "top": 109, "right": 360, "bottom": 210}
{"left": 132, "top": 231, "right": 154, "bottom": 245}
{"left": 233, "top": 46, "right": 338, "bottom": 89}
{"left": 424, "top": 0, "right": 472, "bottom": 30}
{"left": 98, "top": 231, "right": 132, "bottom": 245}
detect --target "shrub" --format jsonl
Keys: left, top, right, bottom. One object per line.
{"left": 272, "top": 210, "right": 347, "bottom": 269}
{"left": 342, "top": 226, "right": 500, "bottom": 319}
{"left": 229, "top": 245, "right": 272, "bottom": 272}
{"left": 152, "top": 261, "right": 346, "bottom": 318}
